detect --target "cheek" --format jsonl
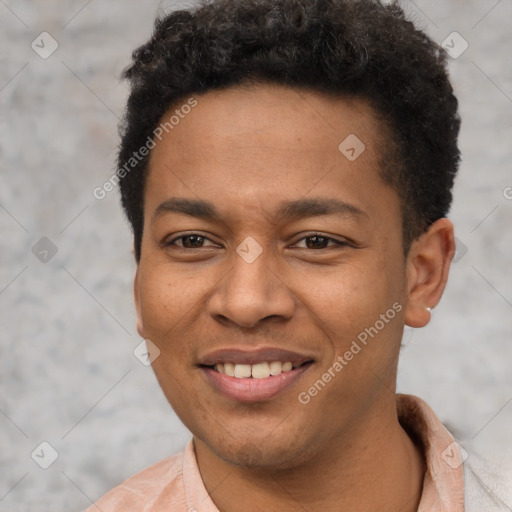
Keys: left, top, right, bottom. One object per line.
{"left": 138, "top": 280, "right": 175, "bottom": 336}
{"left": 137, "top": 262, "right": 199, "bottom": 335}
{"left": 309, "top": 257, "right": 405, "bottom": 362}
{"left": 309, "top": 259, "right": 395, "bottom": 321}
{"left": 297, "top": 265, "right": 405, "bottom": 411}
{"left": 137, "top": 266, "right": 200, "bottom": 402}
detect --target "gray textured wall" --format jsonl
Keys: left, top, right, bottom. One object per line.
{"left": 1, "top": 1, "right": 511, "bottom": 510}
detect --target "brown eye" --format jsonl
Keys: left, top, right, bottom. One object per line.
{"left": 168, "top": 234, "right": 216, "bottom": 248}
{"left": 294, "top": 234, "right": 347, "bottom": 250}
{"left": 305, "top": 235, "right": 330, "bottom": 249}
{"left": 182, "top": 235, "right": 204, "bottom": 248}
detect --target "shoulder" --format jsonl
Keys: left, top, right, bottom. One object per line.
{"left": 462, "top": 445, "right": 512, "bottom": 512}
{"left": 84, "top": 447, "right": 187, "bottom": 512}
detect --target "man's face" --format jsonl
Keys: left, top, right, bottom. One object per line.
{"left": 135, "top": 84, "right": 410, "bottom": 469}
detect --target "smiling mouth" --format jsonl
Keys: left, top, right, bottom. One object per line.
{"left": 202, "top": 360, "right": 313, "bottom": 379}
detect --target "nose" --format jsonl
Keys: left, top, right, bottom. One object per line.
{"left": 207, "top": 243, "right": 296, "bottom": 329}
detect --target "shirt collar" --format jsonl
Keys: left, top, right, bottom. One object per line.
{"left": 397, "top": 393, "right": 465, "bottom": 511}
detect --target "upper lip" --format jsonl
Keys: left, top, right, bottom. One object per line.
{"left": 198, "top": 347, "right": 315, "bottom": 366}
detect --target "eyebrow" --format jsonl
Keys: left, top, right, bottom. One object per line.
{"left": 153, "top": 197, "right": 367, "bottom": 223}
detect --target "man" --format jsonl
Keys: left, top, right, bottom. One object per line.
{"left": 87, "top": 0, "right": 511, "bottom": 510}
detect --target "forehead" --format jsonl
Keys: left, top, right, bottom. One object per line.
{"left": 153, "top": 84, "right": 380, "bottom": 155}
{"left": 144, "top": 83, "right": 398, "bottom": 226}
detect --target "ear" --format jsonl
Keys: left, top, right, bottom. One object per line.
{"left": 404, "top": 218, "right": 455, "bottom": 328}
{"left": 134, "top": 265, "right": 145, "bottom": 338}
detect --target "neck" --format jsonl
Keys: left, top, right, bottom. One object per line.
{"left": 194, "top": 395, "right": 426, "bottom": 512}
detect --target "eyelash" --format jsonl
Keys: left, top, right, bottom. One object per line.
{"left": 164, "top": 233, "right": 350, "bottom": 250}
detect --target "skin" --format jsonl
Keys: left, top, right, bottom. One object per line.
{"left": 134, "top": 83, "right": 455, "bottom": 511}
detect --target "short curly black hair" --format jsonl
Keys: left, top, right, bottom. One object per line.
{"left": 118, "top": 0, "right": 460, "bottom": 262}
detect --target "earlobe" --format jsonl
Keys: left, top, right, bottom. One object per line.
{"left": 404, "top": 218, "right": 455, "bottom": 328}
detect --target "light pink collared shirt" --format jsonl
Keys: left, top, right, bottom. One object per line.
{"left": 85, "top": 394, "right": 464, "bottom": 511}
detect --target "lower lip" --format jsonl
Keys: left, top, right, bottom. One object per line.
{"left": 201, "top": 364, "right": 312, "bottom": 402}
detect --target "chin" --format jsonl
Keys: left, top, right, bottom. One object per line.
{"left": 202, "top": 428, "right": 315, "bottom": 470}
{"left": 218, "top": 443, "right": 297, "bottom": 469}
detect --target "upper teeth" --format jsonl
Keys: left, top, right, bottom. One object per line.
{"left": 215, "top": 361, "right": 294, "bottom": 379}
